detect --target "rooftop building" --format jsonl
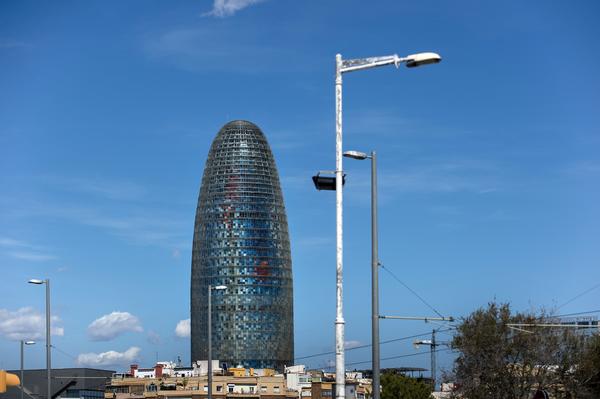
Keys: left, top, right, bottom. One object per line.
{"left": 4, "top": 367, "right": 114, "bottom": 399}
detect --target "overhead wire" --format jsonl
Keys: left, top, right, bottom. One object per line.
{"left": 323, "top": 347, "right": 457, "bottom": 369}
{"left": 379, "top": 263, "right": 445, "bottom": 318}
{"left": 51, "top": 344, "right": 78, "bottom": 361}
{"left": 550, "top": 309, "right": 600, "bottom": 318}
{"left": 294, "top": 328, "right": 455, "bottom": 361}
{"left": 296, "top": 262, "right": 454, "bottom": 365}
{"left": 558, "top": 282, "right": 600, "bottom": 310}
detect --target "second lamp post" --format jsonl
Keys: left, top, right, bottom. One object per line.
{"left": 207, "top": 284, "right": 226, "bottom": 399}
{"left": 343, "top": 150, "right": 380, "bottom": 399}
{"left": 20, "top": 340, "right": 35, "bottom": 399}
{"left": 28, "top": 278, "right": 50, "bottom": 399}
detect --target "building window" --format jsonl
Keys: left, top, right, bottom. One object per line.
{"left": 130, "top": 386, "right": 144, "bottom": 395}
{"left": 260, "top": 386, "right": 267, "bottom": 393}
{"left": 274, "top": 386, "right": 280, "bottom": 393}
{"left": 217, "top": 386, "right": 223, "bottom": 392}
{"left": 228, "top": 385, "right": 235, "bottom": 393}
{"left": 204, "top": 385, "right": 208, "bottom": 392}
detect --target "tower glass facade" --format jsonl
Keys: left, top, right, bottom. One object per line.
{"left": 191, "top": 120, "right": 294, "bottom": 370}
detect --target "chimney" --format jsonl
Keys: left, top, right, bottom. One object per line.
{"left": 155, "top": 363, "right": 164, "bottom": 379}
{"left": 130, "top": 364, "right": 138, "bottom": 377}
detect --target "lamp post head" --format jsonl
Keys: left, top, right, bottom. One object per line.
{"left": 28, "top": 279, "right": 45, "bottom": 285}
{"left": 414, "top": 339, "right": 433, "bottom": 348}
{"left": 343, "top": 150, "right": 369, "bottom": 160}
{"left": 213, "top": 285, "right": 227, "bottom": 291}
{"left": 404, "top": 52, "right": 442, "bottom": 68}
{"left": 24, "top": 341, "right": 36, "bottom": 345}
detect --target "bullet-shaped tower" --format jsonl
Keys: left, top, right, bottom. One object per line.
{"left": 191, "top": 120, "right": 294, "bottom": 370}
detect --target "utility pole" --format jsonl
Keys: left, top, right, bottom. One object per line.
{"left": 430, "top": 330, "right": 436, "bottom": 390}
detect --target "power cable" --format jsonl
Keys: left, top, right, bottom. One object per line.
{"left": 323, "top": 347, "right": 456, "bottom": 369}
{"left": 380, "top": 263, "right": 445, "bottom": 318}
{"left": 51, "top": 345, "right": 77, "bottom": 361}
{"left": 294, "top": 328, "right": 455, "bottom": 361}
{"left": 544, "top": 309, "right": 600, "bottom": 319}
{"left": 558, "top": 282, "right": 600, "bottom": 310}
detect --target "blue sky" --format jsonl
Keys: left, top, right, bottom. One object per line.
{"left": 1, "top": 0, "right": 599, "bottom": 377}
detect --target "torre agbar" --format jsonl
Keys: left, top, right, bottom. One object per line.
{"left": 191, "top": 120, "right": 294, "bottom": 370}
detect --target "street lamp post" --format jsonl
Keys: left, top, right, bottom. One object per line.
{"left": 343, "top": 150, "right": 379, "bottom": 399}
{"left": 414, "top": 329, "right": 443, "bottom": 390}
{"left": 208, "top": 285, "right": 227, "bottom": 399}
{"left": 20, "top": 340, "right": 35, "bottom": 399}
{"left": 334, "top": 51, "right": 441, "bottom": 399}
{"left": 28, "top": 279, "right": 50, "bottom": 399}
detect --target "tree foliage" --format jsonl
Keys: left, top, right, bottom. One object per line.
{"left": 451, "top": 302, "right": 600, "bottom": 399}
{"left": 380, "top": 372, "right": 432, "bottom": 399}
{"left": 576, "top": 333, "right": 600, "bottom": 397}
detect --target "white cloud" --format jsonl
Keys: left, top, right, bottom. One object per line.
{"left": 144, "top": 22, "right": 303, "bottom": 74}
{"left": 563, "top": 161, "right": 600, "bottom": 176}
{"left": 87, "top": 312, "right": 143, "bottom": 341}
{"left": 204, "top": 0, "right": 267, "bottom": 17}
{"left": 77, "top": 347, "right": 141, "bottom": 367}
{"left": 45, "top": 176, "right": 146, "bottom": 201}
{"left": 0, "top": 237, "right": 56, "bottom": 262}
{"left": 344, "top": 340, "right": 362, "bottom": 349}
{"left": 0, "top": 237, "right": 30, "bottom": 247}
{"left": 175, "top": 319, "right": 190, "bottom": 338}
{"left": 295, "top": 236, "right": 333, "bottom": 248}
{"left": 0, "top": 39, "right": 28, "bottom": 49}
{"left": 8, "top": 251, "right": 57, "bottom": 261}
{"left": 147, "top": 331, "right": 161, "bottom": 345}
{"left": 0, "top": 307, "right": 64, "bottom": 341}
{"left": 9, "top": 201, "right": 188, "bottom": 249}
{"left": 144, "top": 27, "right": 273, "bottom": 74}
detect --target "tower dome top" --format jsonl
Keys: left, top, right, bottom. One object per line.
{"left": 222, "top": 120, "right": 261, "bottom": 129}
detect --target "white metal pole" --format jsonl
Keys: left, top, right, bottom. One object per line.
{"left": 334, "top": 53, "right": 345, "bottom": 399}
{"left": 208, "top": 285, "right": 213, "bottom": 399}
{"left": 20, "top": 340, "right": 24, "bottom": 399}
{"left": 46, "top": 279, "right": 51, "bottom": 399}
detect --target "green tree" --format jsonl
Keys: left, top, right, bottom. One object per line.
{"left": 576, "top": 333, "right": 600, "bottom": 397}
{"left": 451, "top": 302, "right": 597, "bottom": 399}
{"left": 380, "top": 372, "right": 432, "bottom": 399}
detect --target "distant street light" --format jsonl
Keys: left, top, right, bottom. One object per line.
{"left": 208, "top": 285, "right": 227, "bottom": 399}
{"left": 20, "top": 340, "right": 35, "bottom": 399}
{"left": 317, "top": 51, "right": 441, "bottom": 399}
{"left": 343, "top": 149, "right": 380, "bottom": 399}
{"left": 414, "top": 330, "right": 445, "bottom": 390}
{"left": 28, "top": 279, "right": 50, "bottom": 399}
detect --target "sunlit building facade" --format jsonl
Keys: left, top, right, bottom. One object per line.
{"left": 191, "top": 120, "right": 294, "bottom": 370}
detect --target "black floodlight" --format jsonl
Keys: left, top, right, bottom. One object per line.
{"left": 312, "top": 172, "right": 346, "bottom": 191}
